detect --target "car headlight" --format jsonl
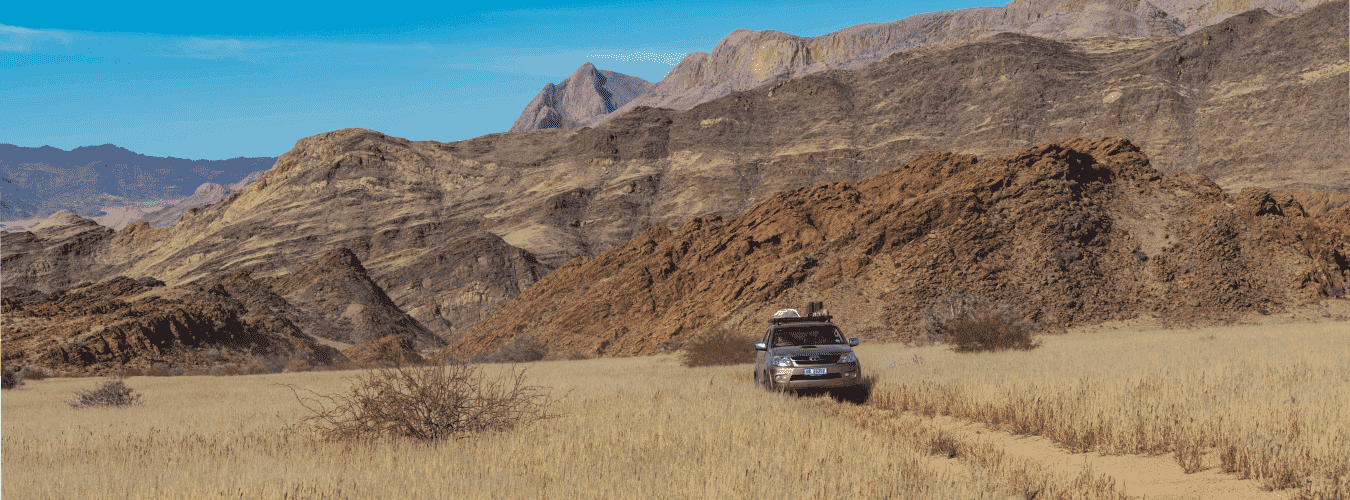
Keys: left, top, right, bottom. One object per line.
{"left": 771, "top": 355, "right": 793, "bottom": 367}
{"left": 838, "top": 352, "right": 857, "bottom": 363}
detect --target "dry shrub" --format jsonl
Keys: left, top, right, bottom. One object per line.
{"left": 284, "top": 362, "right": 563, "bottom": 443}
{"left": 284, "top": 359, "right": 314, "bottom": 373}
{"left": 23, "top": 367, "right": 50, "bottom": 381}
{"left": 470, "top": 335, "right": 549, "bottom": 364}
{"left": 916, "top": 291, "right": 1040, "bottom": 352}
{"left": 67, "top": 379, "right": 143, "bottom": 408}
{"left": 680, "top": 327, "right": 756, "bottom": 367}
{"left": 145, "top": 363, "right": 170, "bottom": 377}
{"left": 2, "top": 365, "right": 24, "bottom": 389}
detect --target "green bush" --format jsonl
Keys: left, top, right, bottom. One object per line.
{"left": 680, "top": 328, "right": 757, "bottom": 367}
{"left": 67, "top": 379, "right": 143, "bottom": 408}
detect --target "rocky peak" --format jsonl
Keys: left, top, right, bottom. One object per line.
{"left": 509, "top": 62, "right": 652, "bottom": 132}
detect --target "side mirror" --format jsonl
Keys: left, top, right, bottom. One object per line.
{"left": 754, "top": 342, "right": 767, "bottom": 351}
{"left": 848, "top": 338, "right": 860, "bottom": 347}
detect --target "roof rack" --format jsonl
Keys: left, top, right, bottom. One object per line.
{"left": 769, "top": 315, "right": 834, "bottom": 324}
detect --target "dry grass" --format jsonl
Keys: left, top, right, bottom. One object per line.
{"left": 866, "top": 321, "right": 1350, "bottom": 499}
{"left": 4, "top": 356, "right": 1125, "bottom": 499}
{"left": 2, "top": 321, "right": 1344, "bottom": 499}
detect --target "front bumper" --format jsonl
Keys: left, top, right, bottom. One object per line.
{"left": 771, "top": 363, "right": 862, "bottom": 389}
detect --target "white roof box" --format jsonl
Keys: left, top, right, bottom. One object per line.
{"left": 772, "top": 309, "right": 801, "bottom": 319}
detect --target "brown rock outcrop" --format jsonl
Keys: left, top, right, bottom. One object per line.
{"left": 1, "top": 276, "right": 343, "bottom": 375}
{"left": 457, "top": 138, "right": 1349, "bottom": 357}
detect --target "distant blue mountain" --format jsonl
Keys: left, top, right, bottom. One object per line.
{"left": 0, "top": 144, "right": 276, "bottom": 221}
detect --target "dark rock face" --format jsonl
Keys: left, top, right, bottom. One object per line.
{"left": 457, "top": 138, "right": 1350, "bottom": 358}
{"left": 510, "top": 62, "right": 652, "bottom": 132}
{"left": 264, "top": 248, "right": 443, "bottom": 347}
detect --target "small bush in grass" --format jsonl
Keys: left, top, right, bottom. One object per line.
{"left": 680, "top": 328, "right": 757, "bottom": 367}
{"left": 284, "top": 359, "right": 314, "bottom": 373}
{"left": 282, "top": 362, "right": 563, "bottom": 442}
{"left": 946, "top": 311, "right": 1040, "bottom": 352}
{"left": 2, "top": 365, "right": 24, "bottom": 389}
{"left": 67, "top": 379, "right": 143, "bottom": 408}
{"left": 471, "top": 336, "right": 549, "bottom": 364}
{"left": 915, "top": 291, "right": 1040, "bottom": 352}
{"left": 23, "top": 367, "right": 50, "bottom": 381}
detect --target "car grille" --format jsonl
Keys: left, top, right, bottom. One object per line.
{"left": 790, "top": 373, "right": 843, "bottom": 381}
{"left": 791, "top": 354, "right": 841, "bottom": 365}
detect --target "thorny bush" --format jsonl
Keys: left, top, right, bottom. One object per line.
{"left": 67, "top": 379, "right": 144, "bottom": 408}
{"left": 283, "top": 362, "right": 564, "bottom": 443}
{"left": 915, "top": 291, "right": 1040, "bottom": 352}
{"left": 680, "top": 327, "right": 757, "bottom": 367}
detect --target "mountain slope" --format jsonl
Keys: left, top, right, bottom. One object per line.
{"left": 456, "top": 138, "right": 1350, "bottom": 357}
{"left": 586, "top": 0, "right": 1334, "bottom": 128}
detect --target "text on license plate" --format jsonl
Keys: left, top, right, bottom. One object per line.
{"left": 804, "top": 368, "right": 827, "bottom": 376}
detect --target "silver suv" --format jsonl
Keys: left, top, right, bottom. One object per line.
{"left": 753, "top": 306, "right": 861, "bottom": 392}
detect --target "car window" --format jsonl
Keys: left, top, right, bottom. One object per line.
{"left": 771, "top": 325, "right": 843, "bottom": 347}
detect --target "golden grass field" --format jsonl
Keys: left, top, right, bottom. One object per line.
{"left": 3, "top": 319, "right": 1347, "bottom": 499}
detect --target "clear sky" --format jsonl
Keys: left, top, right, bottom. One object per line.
{"left": 2, "top": 0, "right": 1002, "bottom": 160}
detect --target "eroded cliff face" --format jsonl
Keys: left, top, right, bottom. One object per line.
{"left": 457, "top": 138, "right": 1350, "bottom": 358}
{"left": 586, "top": 0, "right": 1335, "bottom": 128}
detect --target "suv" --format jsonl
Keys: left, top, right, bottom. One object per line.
{"left": 753, "top": 303, "right": 862, "bottom": 392}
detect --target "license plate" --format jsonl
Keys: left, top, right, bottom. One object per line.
{"left": 804, "top": 368, "right": 827, "bottom": 376}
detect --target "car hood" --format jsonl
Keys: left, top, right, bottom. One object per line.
{"left": 770, "top": 346, "right": 854, "bottom": 357}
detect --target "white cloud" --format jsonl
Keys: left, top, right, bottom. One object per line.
{"left": 177, "top": 37, "right": 256, "bottom": 60}
{"left": 586, "top": 51, "right": 687, "bottom": 66}
{"left": 0, "top": 24, "right": 74, "bottom": 52}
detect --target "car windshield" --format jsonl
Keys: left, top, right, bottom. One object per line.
{"left": 772, "top": 325, "right": 844, "bottom": 347}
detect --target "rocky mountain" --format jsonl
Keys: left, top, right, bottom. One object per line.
{"left": 457, "top": 138, "right": 1350, "bottom": 357}
{"left": 510, "top": 62, "right": 652, "bottom": 132}
{"left": 580, "top": 0, "right": 1335, "bottom": 129}
{"left": 0, "top": 143, "right": 274, "bottom": 222}
{"left": 2, "top": 2, "right": 1346, "bottom": 371}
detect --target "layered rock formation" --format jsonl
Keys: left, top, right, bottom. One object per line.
{"left": 132, "top": 171, "right": 265, "bottom": 228}
{"left": 510, "top": 63, "right": 652, "bottom": 132}
{"left": 1, "top": 276, "right": 346, "bottom": 375}
{"left": 587, "top": 0, "right": 1336, "bottom": 128}
{"left": 457, "top": 138, "right": 1350, "bottom": 357}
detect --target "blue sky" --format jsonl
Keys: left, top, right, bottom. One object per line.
{"left": 2, "top": 0, "right": 1001, "bottom": 160}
